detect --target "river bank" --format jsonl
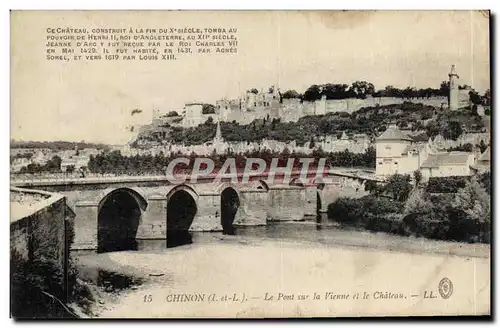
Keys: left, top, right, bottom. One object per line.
{"left": 71, "top": 223, "right": 490, "bottom": 318}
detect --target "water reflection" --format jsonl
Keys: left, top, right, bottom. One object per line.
{"left": 166, "top": 230, "right": 193, "bottom": 248}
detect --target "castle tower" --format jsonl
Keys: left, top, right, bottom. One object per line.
{"left": 448, "top": 64, "right": 460, "bottom": 111}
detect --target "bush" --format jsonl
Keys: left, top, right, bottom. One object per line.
{"left": 402, "top": 189, "right": 490, "bottom": 243}
{"left": 426, "top": 176, "right": 468, "bottom": 193}
{"left": 328, "top": 184, "right": 490, "bottom": 244}
{"left": 362, "top": 195, "right": 402, "bottom": 216}
{"left": 384, "top": 174, "right": 412, "bottom": 201}
{"left": 11, "top": 250, "right": 75, "bottom": 318}
{"left": 328, "top": 195, "right": 403, "bottom": 229}
{"left": 327, "top": 197, "right": 364, "bottom": 225}
{"left": 364, "top": 213, "right": 406, "bottom": 235}
{"left": 479, "top": 171, "right": 491, "bottom": 195}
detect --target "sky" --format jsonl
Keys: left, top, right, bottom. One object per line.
{"left": 10, "top": 10, "right": 490, "bottom": 144}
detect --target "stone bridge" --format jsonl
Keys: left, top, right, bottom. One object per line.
{"left": 11, "top": 169, "right": 379, "bottom": 252}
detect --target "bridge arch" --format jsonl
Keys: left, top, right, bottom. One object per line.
{"left": 256, "top": 180, "right": 269, "bottom": 191}
{"left": 214, "top": 182, "right": 241, "bottom": 196}
{"left": 220, "top": 186, "right": 240, "bottom": 235}
{"left": 316, "top": 191, "right": 323, "bottom": 214}
{"left": 165, "top": 184, "right": 199, "bottom": 248}
{"left": 97, "top": 188, "right": 148, "bottom": 253}
{"left": 290, "top": 177, "right": 306, "bottom": 187}
{"left": 311, "top": 177, "right": 326, "bottom": 191}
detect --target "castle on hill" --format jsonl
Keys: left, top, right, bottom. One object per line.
{"left": 149, "top": 65, "right": 473, "bottom": 129}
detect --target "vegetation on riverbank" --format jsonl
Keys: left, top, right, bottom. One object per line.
{"left": 86, "top": 147, "right": 376, "bottom": 175}
{"left": 328, "top": 172, "right": 491, "bottom": 244}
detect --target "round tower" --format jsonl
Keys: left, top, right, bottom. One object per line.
{"left": 448, "top": 64, "right": 460, "bottom": 111}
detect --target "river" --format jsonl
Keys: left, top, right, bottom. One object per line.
{"left": 72, "top": 220, "right": 491, "bottom": 318}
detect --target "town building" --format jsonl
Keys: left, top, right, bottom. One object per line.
{"left": 375, "top": 125, "right": 476, "bottom": 180}
{"left": 471, "top": 146, "right": 491, "bottom": 174}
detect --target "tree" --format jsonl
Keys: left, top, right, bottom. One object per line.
{"left": 282, "top": 90, "right": 300, "bottom": 99}
{"left": 250, "top": 88, "right": 259, "bottom": 94}
{"left": 166, "top": 111, "right": 179, "bottom": 117}
{"left": 364, "top": 180, "right": 381, "bottom": 195}
{"left": 309, "top": 137, "right": 316, "bottom": 149}
{"left": 452, "top": 177, "right": 490, "bottom": 224}
{"left": 425, "top": 120, "right": 443, "bottom": 138}
{"left": 303, "top": 85, "right": 322, "bottom": 102}
{"left": 202, "top": 104, "right": 216, "bottom": 114}
{"left": 384, "top": 85, "right": 395, "bottom": 97}
{"left": 440, "top": 80, "right": 450, "bottom": 97}
{"left": 349, "top": 81, "right": 375, "bottom": 99}
{"left": 478, "top": 140, "right": 488, "bottom": 154}
{"left": 384, "top": 174, "right": 412, "bottom": 202}
{"left": 469, "top": 90, "right": 482, "bottom": 105}
{"left": 403, "top": 188, "right": 432, "bottom": 216}
{"left": 443, "top": 121, "right": 463, "bottom": 141}
{"left": 322, "top": 83, "right": 350, "bottom": 99}
{"left": 65, "top": 165, "right": 75, "bottom": 173}
{"left": 482, "top": 89, "right": 491, "bottom": 106}
{"left": 45, "top": 155, "right": 62, "bottom": 172}
{"left": 413, "top": 170, "right": 423, "bottom": 187}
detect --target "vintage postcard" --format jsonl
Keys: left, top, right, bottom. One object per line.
{"left": 10, "top": 10, "right": 491, "bottom": 319}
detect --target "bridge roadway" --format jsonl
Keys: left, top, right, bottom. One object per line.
{"left": 10, "top": 168, "right": 380, "bottom": 188}
{"left": 10, "top": 168, "right": 380, "bottom": 252}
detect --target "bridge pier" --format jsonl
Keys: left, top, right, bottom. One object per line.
{"left": 232, "top": 188, "right": 267, "bottom": 226}
{"left": 73, "top": 201, "right": 98, "bottom": 250}
{"left": 267, "top": 185, "right": 306, "bottom": 221}
{"left": 136, "top": 195, "right": 167, "bottom": 240}
{"left": 189, "top": 193, "right": 222, "bottom": 231}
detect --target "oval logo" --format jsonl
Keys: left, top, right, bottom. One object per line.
{"left": 438, "top": 277, "right": 453, "bottom": 299}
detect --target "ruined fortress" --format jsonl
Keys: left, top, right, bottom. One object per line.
{"left": 150, "top": 65, "right": 471, "bottom": 129}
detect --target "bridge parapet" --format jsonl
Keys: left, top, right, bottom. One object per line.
{"left": 11, "top": 168, "right": 379, "bottom": 189}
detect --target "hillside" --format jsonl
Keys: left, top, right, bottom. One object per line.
{"left": 134, "top": 102, "right": 487, "bottom": 147}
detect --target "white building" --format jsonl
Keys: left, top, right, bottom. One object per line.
{"left": 376, "top": 126, "right": 416, "bottom": 176}
{"left": 60, "top": 155, "right": 90, "bottom": 172}
{"left": 376, "top": 125, "right": 475, "bottom": 180}
{"left": 420, "top": 152, "right": 475, "bottom": 180}
{"left": 182, "top": 103, "right": 219, "bottom": 127}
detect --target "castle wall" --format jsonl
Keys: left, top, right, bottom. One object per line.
{"left": 280, "top": 96, "right": 448, "bottom": 123}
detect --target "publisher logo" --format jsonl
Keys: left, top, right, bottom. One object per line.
{"left": 438, "top": 277, "right": 453, "bottom": 299}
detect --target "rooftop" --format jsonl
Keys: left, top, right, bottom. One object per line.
{"left": 477, "top": 146, "right": 490, "bottom": 162}
{"left": 376, "top": 126, "right": 414, "bottom": 142}
{"left": 401, "top": 143, "right": 426, "bottom": 155}
{"left": 420, "top": 152, "right": 471, "bottom": 168}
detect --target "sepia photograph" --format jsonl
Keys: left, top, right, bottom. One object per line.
{"left": 9, "top": 10, "right": 491, "bottom": 319}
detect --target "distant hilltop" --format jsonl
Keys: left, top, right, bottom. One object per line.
{"left": 10, "top": 140, "right": 111, "bottom": 151}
